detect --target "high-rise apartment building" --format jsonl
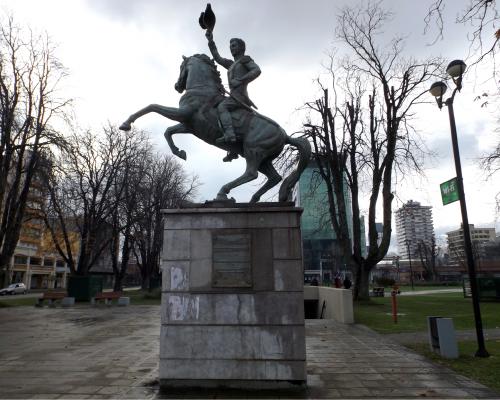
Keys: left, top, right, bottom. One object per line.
{"left": 395, "top": 200, "right": 434, "bottom": 258}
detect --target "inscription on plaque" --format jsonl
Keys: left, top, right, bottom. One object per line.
{"left": 212, "top": 232, "right": 252, "bottom": 287}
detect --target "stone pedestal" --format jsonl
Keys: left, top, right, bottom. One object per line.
{"left": 159, "top": 203, "right": 306, "bottom": 390}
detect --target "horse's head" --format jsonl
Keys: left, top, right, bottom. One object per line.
{"left": 174, "top": 55, "right": 189, "bottom": 93}
{"left": 174, "top": 54, "right": 224, "bottom": 94}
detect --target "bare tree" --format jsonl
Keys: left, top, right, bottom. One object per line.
{"left": 417, "top": 237, "right": 438, "bottom": 281}
{"left": 425, "top": 0, "right": 499, "bottom": 65}
{"left": 108, "top": 133, "right": 151, "bottom": 291}
{"left": 303, "top": 3, "right": 442, "bottom": 299}
{"left": 42, "top": 126, "right": 140, "bottom": 276}
{"left": 0, "top": 16, "right": 69, "bottom": 285}
{"left": 480, "top": 124, "right": 500, "bottom": 213}
{"left": 132, "top": 153, "right": 197, "bottom": 290}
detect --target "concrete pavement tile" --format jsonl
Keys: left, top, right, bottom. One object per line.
{"left": 453, "top": 378, "right": 490, "bottom": 389}
{"left": 305, "top": 388, "right": 341, "bottom": 398}
{"left": 120, "top": 386, "right": 157, "bottom": 399}
{"left": 323, "top": 379, "right": 366, "bottom": 389}
{"left": 428, "top": 387, "right": 479, "bottom": 398}
{"left": 1, "top": 307, "right": 499, "bottom": 399}
{"left": 369, "top": 388, "right": 417, "bottom": 398}
{"left": 108, "top": 378, "right": 137, "bottom": 386}
{"left": 338, "top": 388, "right": 373, "bottom": 398}
{"left": 78, "top": 378, "right": 116, "bottom": 386}
{"left": 67, "top": 385, "right": 104, "bottom": 394}
{"left": 465, "top": 387, "right": 500, "bottom": 398}
{"left": 353, "top": 373, "right": 385, "bottom": 380}
{"left": 103, "top": 372, "right": 124, "bottom": 379}
{"left": 420, "top": 379, "right": 468, "bottom": 389}
{"left": 399, "top": 387, "right": 472, "bottom": 398}
{"left": 95, "top": 385, "right": 129, "bottom": 395}
{"left": 361, "top": 379, "right": 394, "bottom": 388}
{"left": 0, "top": 395, "right": 33, "bottom": 399}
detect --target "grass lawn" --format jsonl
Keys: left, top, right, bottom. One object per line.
{"left": 406, "top": 340, "right": 500, "bottom": 393}
{"left": 354, "top": 292, "right": 500, "bottom": 334}
{"left": 0, "top": 296, "right": 37, "bottom": 307}
{"left": 125, "top": 288, "right": 161, "bottom": 305}
{"left": 397, "top": 285, "right": 461, "bottom": 292}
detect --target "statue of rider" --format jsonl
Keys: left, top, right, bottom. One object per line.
{"left": 205, "top": 31, "right": 261, "bottom": 162}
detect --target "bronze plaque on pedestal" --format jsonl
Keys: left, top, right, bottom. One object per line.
{"left": 212, "top": 232, "right": 252, "bottom": 287}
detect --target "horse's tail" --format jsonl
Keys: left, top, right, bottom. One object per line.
{"left": 278, "top": 136, "right": 312, "bottom": 202}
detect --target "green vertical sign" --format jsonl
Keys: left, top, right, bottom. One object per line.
{"left": 440, "top": 177, "right": 459, "bottom": 205}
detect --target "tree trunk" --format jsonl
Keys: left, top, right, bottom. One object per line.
{"left": 113, "top": 273, "right": 124, "bottom": 292}
{"left": 353, "top": 261, "right": 371, "bottom": 300}
{"left": 141, "top": 273, "right": 150, "bottom": 291}
{"left": 1, "top": 259, "right": 11, "bottom": 287}
{"left": 114, "top": 234, "right": 132, "bottom": 292}
{"left": 358, "top": 265, "right": 371, "bottom": 300}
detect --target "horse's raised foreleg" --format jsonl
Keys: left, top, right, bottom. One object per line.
{"left": 119, "top": 104, "right": 191, "bottom": 131}
{"left": 249, "top": 160, "right": 282, "bottom": 203}
{"left": 216, "top": 158, "right": 259, "bottom": 200}
{"left": 164, "top": 123, "right": 192, "bottom": 160}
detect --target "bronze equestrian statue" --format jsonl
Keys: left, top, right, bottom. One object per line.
{"left": 119, "top": 5, "right": 310, "bottom": 203}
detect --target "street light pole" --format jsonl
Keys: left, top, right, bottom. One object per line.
{"left": 429, "top": 59, "right": 489, "bottom": 358}
{"left": 396, "top": 256, "right": 400, "bottom": 282}
{"left": 446, "top": 97, "right": 489, "bottom": 358}
{"left": 405, "top": 240, "right": 415, "bottom": 290}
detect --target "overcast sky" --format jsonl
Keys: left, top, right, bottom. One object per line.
{"left": 2, "top": 0, "right": 499, "bottom": 250}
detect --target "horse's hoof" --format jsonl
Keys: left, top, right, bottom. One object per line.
{"left": 119, "top": 122, "right": 131, "bottom": 131}
{"left": 216, "top": 193, "right": 228, "bottom": 201}
{"left": 222, "top": 152, "right": 238, "bottom": 162}
{"left": 249, "top": 195, "right": 259, "bottom": 203}
{"left": 178, "top": 150, "right": 187, "bottom": 160}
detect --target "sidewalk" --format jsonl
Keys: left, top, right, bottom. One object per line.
{"left": 0, "top": 306, "right": 498, "bottom": 399}
{"left": 399, "top": 288, "right": 463, "bottom": 296}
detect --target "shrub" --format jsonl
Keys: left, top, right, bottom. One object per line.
{"left": 143, "top": 288, "right": 161, "bottom": 299}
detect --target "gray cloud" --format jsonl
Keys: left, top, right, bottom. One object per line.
{"left": 423, "top": 111, "right": 496, "bottom": 173}
{"left": 11, "top": 0, "right": 495, "bottom": 213}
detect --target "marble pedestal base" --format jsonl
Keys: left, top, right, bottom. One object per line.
{"left": 159, "top": 203, "right": 306, "bottom": 390}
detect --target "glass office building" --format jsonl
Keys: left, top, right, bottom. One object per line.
{"left": 296, "top": 160, "right": 359, "bottom": 283}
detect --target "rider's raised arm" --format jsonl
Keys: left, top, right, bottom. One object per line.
{"left": 206, "top": 33, "right": 233, "bottom": 69}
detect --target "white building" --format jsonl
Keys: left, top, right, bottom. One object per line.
{"left": 447, "top": 224, "right": 496, "bottom": 265}
{"left": 395, "top": 200, "right": 434, "bottom": 258}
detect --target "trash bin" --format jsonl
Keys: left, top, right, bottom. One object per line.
{"left": 67, "top": 275, "right": 103, "bottom": 302}
{"left": 427, "top": 316, "right": 458, "bottom": 358}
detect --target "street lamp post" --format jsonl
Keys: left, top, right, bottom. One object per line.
{"left": 393, "top": 256, "right": 400, "bottom": 282}
{"left": 405, "top": 240, "right": 415, "bottom": 290}
{"left": 429, "top": 59, "right": 489, "bottom": 358}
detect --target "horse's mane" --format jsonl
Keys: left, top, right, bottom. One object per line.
{"left": 191, "top": 53, "right": 224, "bottom": 94}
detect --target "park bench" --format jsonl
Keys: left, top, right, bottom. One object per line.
{"left": 371, "top": 287, "right": 385, "bottom": 297}
{"left": 91, "top": 291, "right": 127, "bottom": 306}
{"left": 36, "top": 291, "right": 67, "bottom": 307}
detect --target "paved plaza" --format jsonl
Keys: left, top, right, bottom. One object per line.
{"left": 0, "top": 306, "right": 498, "bottom": 399}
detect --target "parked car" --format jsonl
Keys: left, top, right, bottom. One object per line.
{"left": 0, "top": 283, "right": 27, "bottom": 295}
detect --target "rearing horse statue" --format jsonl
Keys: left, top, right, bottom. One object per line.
{"left": 119, "top": 54, "right": 311, "bottom": 203}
